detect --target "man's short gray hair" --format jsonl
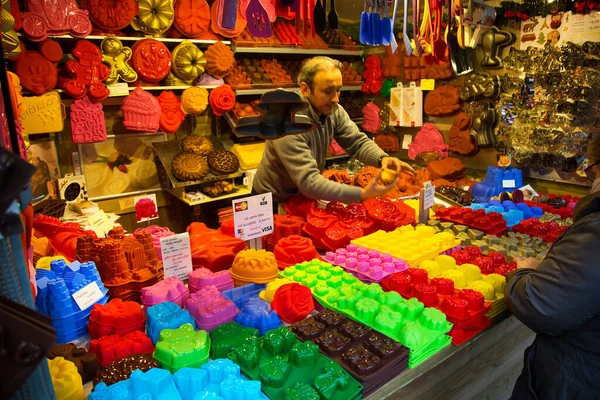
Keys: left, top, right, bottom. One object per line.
{"left": 297, "top": 56, "right": 343, "bottom": 90}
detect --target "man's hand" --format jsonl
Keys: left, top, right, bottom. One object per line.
{"left": 515, "top": 257, "right": 543, "bottom": 270}
{"left": 381, "top": 157, "right": 416, "bottom": 176}
{"left": 360, "top": 171, "right": 399, "bottom": 202}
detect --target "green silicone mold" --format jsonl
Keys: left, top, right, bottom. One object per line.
{"left": 209, "top": 322, "right": 260, "bottom": 359}
{"left": 281, "top": 260, "right": 453, "bottom": 367}
{"left": 228, "top": 326, "right": 363, "bottom": 400}
{"left": 153, "top": 323, "right": 210, "bottom": 372}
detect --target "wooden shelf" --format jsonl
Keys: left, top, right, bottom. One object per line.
{"left": 43, "top": 34, "right": 230, "bottom": 46}
{"left": 171, "top": 186, "right": 251, "bottom": 206}
{"left": 235, "top": 85, "right": 362, "bottom": 96}
{"left": 232, "top": 44, "right": 362, "bottom": 56}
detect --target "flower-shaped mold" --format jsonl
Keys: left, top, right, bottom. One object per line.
{"left": 89, "top": 330, "right": 154, "bottom": 366}
{"left": 291, "top": 309, "right": 409, "bottom": 396}
{"left": 146, "top": 301, "right": 196, "bottom": 344}
{"left": 134, "top": 225, "right": 174, "bottom": 261}
{"left": 121, "top": 87, "right": 161, "bottom": 132}
{"left": 48, "top": 357, "right": 85, "bottom": 400}
{"left": 204, "top": 41, "right": 235, "bottom": 79}
{"left": 435, "top": 206, "right": 509, "bottom": 237}
{"left": 407, "top": 123, "right": 449, "bottom": 161}
{"left": 324, "top": 244, "right": 408, "bottom": 283}
{"left": 223, "top": 283, "right": 267, "bottom": 309}
{"left": 228, "top": 326, "right": 363, "bottom": 400}
{"left": 94, "top": 353, "right": 159, "bottom": 386}
{"left": 186, "top": 286, "right": 238, "bottom": 331}
{"left": 154, "top": 323, "right": 210, "bottom": 372}
{"left": 88, "top": 298, "right": 145, "bottom": 339}
{"left": 231, "top": 249, "right": 279, "bottom": 286}
{"left": 236, "top": 296, "right": 282, "bottom": 336}
{"left": 141, "top": 276, "right": 189, "bottom": 309}
{"left": 131, "top": 0, "right": 174, "bottom": 35}
{"left": 48, "top": 344, "right": 100, "bottom": 383}
{"left": 362, "top": 198, "right": 416, "bottom": 232}
{"left": 35, "top": 259, "right": 109, "bottom": 343}
{"left": 266, "top": 216, "right": 306, "bottom": 252}
{"left": 259, "top": 278, "right": 294, "bottom": 303}
{"left": 181, "top": 86, "right": 209, "bottom": 115}
{"left": 280, "top": 260, "right": 452, "bottom": 367}
{"left": 351, "top": 225, "right": 461, "bottom": 267}
{"left": 188, "top": 267, "right": 234, "bottom": 293}
{"left": 171, "top": 40, "right": 206, "bottom": 82}
{"left": 271, "top": 283, "right": 315, "bottom": 324}
{"left": 210, "top": 322, "right": 260, "bottom": 359}
{"left": 450, "top": 247, "right": 517, "bottom": 277}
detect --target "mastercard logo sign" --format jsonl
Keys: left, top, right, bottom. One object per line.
{"left": 235, "top": 201, "right": 248, "bottom": 212}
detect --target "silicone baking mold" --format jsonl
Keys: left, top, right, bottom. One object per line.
{"left": 231, "top": 249, "right": 279, "bottom": 286}
{"left": 48, "top": 357, "right": 85, "bottom": 400}
{"left": 70, "top": 96, "right": 107, "bottom": 144}
{"left": 94, "top": 353, "right": 159, "bottom": 386}
{"left": 435, "top": 206, "right": 509, "bottom": 236}
{"left": 470, "top": 200, "right": 543, "bottom": 226}
{"left": 48, "top": 344, "right": 100, "bottom": 383}
{"left": 141, "top": 276, "right": 189, "bottom": 309}
{"left": 210, "top": 322, "right": 260, "bottom": 360}
{"left": 273, "top": 235, "right": 319, "bottom": 269}
{"left": 281, "top": 260, "right": 453, "bottom": 367}
{"left": 271, "top": 283, "right": 314, "bottom": 324}
{"left": 450, "top": 246, "right": 517, "bottom": 277}
{"left": 88, "top": 298, "right": 145, "bottom": 339}
{"left": 259, "top": 278, "right": 293, "bottom": 303}
{"left": 89, "top": 330, "right": 154, "bottom": 366}
{"left": 187, "top": 222, "right": 248, "bottom": 272}
{"left": 186, "top": 286, "right": 238, "bottom": 331}
{"left": 188, "top": 267, "right": 234, "bottom": 293}
{"left": 291, "top": 309, "right": 410, "bottom": 396}
{"left": 154, "top": 323, "right": 210, "bottom": 372}
{"left": 236, "top": 296, "right": 282, "bottom": 335}
{"left": 223, "top": 283, "right": 267, "bottom": 309}
{"left": 228, "top": 326, "right": 363, "bottom": 400}
{"left": 146, "top": 301, "right": 196, "bottom": 344}
{"left": 511, "top": 218, "right": 569, "bottom": 243}
{"left": 134, "top": 225, "right": 174, "bottom": 262}
{"left": 323, "top": 244, "right": 408, "bottom": 283}
{"left": 121, "top": 87, "right": 161, "bottom": 133}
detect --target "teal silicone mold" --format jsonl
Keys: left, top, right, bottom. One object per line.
{"left": 280, "top": 260, "right": 453, "bottom": 367}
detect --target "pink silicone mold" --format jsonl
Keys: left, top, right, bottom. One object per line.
{"left": 121, "top": 87, "right": 161, "bottom": 132}
{"left": 70, "top": 96, "right": 107, "bottom": 144}
{"left": 323, "top": 244, "right": 408, "bottom": 283}
{"left": 188, "top": 267, "right": 234, "bottom": 294}
{"left": 134, "top": 226, "right": 175, "bottom": 261}
{"left": 408, "top": 123, "right": 449, "bottom": 160}
{"left": 141, "top": 277, "right": 189, "bottom": 309}
{"left": 361, "top": 102, "right": 381, "bottom": 134}
{"left": 186, "top": 286, "right": 238, "bottom": 331}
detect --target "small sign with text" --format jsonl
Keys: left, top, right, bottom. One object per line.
{"left": 233, "top": 193, "right": 274, "bottom": 241}
{"left": 160, "top": 232, "right": 193, "bottom": 280}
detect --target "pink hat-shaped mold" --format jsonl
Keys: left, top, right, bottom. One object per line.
{"left": 121, "top": 87, "right": 161, "bottom": 132}
{"left": 188, "top": 268, "right": 233, "bottom": 293}
{"left": 186, "top": 286, "right": 238, "bottom": 331}
{"left": 141, "top": 276, "right": 189, "bottom": 308}
{"left": 408, "top": 123, "right": 449, "bottom": 160}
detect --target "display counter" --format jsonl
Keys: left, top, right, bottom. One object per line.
{"left": 367, "top": 313, "right": 535, "bottom": 400}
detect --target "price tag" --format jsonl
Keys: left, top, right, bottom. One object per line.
{"left": 119, "top": 197, "right": 134, "bottom": 210}
{"left": 233, "top": 193, "right": 274, "bottom": 241}
{"left": 402, "top": 135, "right": 413, "bottom": 150}
{"left": 422, "top": 181, "right": 435, "bottom": 209}
{"left": 108, "top": 83, "right": 130, "bottom": 97}
{"left": 503, "top": 179, "right": 516, "bottom": 188}
{"left": 420, "top": 79, "right": 435, "bottom": 91}
{"left": 72, "top": 282, "right": 104, "bottom": 311}
{"left": 160, "top": 233, "right": 193, "bottom": 280}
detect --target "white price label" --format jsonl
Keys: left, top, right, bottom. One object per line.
{"left": 108, "top": 83, "right": 130, "bottom": 97}
{"left": 402, "top": 135, "right": 413, "bottom": 150}
{"left": 233, "top": 193, "right": 274, "bottom": 241}
{"left": 72, "top": 282, "right": 104, "bottom": 311}
{"left": 160, "top": 233, "right": 193, "bottom": 280}
{"left": 503, "top": 180, "right": 516, "bottom": 189}
{"left": 422, "top": 181, "right": 435, "bottom": 209}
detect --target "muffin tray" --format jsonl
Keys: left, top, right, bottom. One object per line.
{"left": 291, "top": 309, "right": 410, "bottom": 396}
{"left": 280, "top": 260, "right": 452, "bottom": 367}
{"left": 351, "top": 225, "right": 461, "bottom": 267}
{"left": 153, "top": 139, "right": 243, "bottom": 188}
{"left": 323, "top": 244, "right": 408, "bottom": 282}
{"left": 228, "top": 326, "right": 363, "bottom": 400}
{"left": 435, "top": 207, "right": 509, "bottom": 236}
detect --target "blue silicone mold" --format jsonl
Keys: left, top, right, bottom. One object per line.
{"left": 235, "top": 296, "right": 281, "bottom": 336}
{"left": 222, "top": 283, "right": 267, "bottom": 309}
{"left": 469, "top": 200, "right": 543, "bottom": 227}
{"left": 146, "top": 302, "right": 196, "bottom": 344}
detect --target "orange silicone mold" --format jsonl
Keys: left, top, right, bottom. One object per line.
{"left": 230, "top": 249, "right": 279, "bottom": 286}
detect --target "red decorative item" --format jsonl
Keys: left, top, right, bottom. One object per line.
{"left": 209, "top": 84, "right": 235, "bottom": 116}
{"left": 266, "top": 215, "right": 305, "bottom": 251}
{"left": 407, "top": 123, "right": 449, "bottom": 160}
{"left": 187, "top": 222, "right": 248, "bottom": 272}
{"left": 135, "top": 198, "right": 158, "bottom": 221}
{"left": 361, "top": 102, "right": 381, "bottom": 134}
{"left": 383, "top": 45, "right": 402, "bottom": 78}
{"left": 218, "top": 219, "right": 235, "bottom": 237}
{"left": 374, "top": 133, "right": 400, "bottom": 153}
{"left": 322, "top": 221, "right": 364, "bottom": 250}
{"left": 174, "top": 0, "right": 211, "bottom": 36}
{"left": 89, "top": 330, "right": 154, "bottom": 366}
{"left": 131, "top": 39, "right": 172, "bottom": 83}
{"left": 511, "top": 218, "right": 569, "bottom": 243}
{"left": 362, "top": 198, "right": 415, "bottom": 231}
{"left": 158, "top": 91, "right": 186, "bottom": 134}
{"left": 284, "top": 194, "right": 316, "bottom": 218}
{"left": 14, "top": 39, "right": 62, "bottom": 95}
{"left": 33, "top": 214, "right": 97, "bottom": 261}
{"left": 436, "top": 206, "right": 509, "bottom": 236}
{"left": 87, "top": 0, "right": 138, "bottom": 31}
{"left": 63, "top": 40, "right": 110, "bottom": 101}
{"left": 450, "top": 247, "right": 517, "bottom": 277}
{"left": 70, "top": 96, "right": 107, "bottom": 143}
{"left": 362, "top": 55, "right": 383, "bottom": 95}
{"left": 88, "top": 298, "right": 145, "bottom": 340}
{"left": 10, "top": 0, "right": 23, "bottom": 31}
{"left": 21, "top": 0, "right": 92, "bottom": 41}
{"left": 273, "top": 235, "right": 318, "bottom": 269}
{"left": 271, "top": 283, "right": 314, "bottom": 324}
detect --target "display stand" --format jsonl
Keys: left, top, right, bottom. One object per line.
{"left": 419, "top": 181, "right": 435, "bottom": 224}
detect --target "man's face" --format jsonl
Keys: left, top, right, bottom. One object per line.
{"left": 301, "top": 69, "right": 343, "bottom": 116}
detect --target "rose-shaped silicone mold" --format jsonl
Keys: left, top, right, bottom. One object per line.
{"left": 274, "top": 235, "right": 318, "bottom": 269}
{"left": 209, "top": 84, "right": 235, "bottom": 116}
{"left": 271, "top": 283, "right": 314, "bottom": 324}
{"left": 259, "top": 278, "right": 294, "bottom": 303}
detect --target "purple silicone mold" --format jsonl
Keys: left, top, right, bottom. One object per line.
{"left": 141, "top": 277, "right": 189, "bottom": 309}
{"left": 324, "top": 244, "right": 408, "bottom": 282}
{"left": 188, "top": 268, "right": 234, "bottom": 294}
{"left": 186, "top": 286, "right": 238, "bottom": 331}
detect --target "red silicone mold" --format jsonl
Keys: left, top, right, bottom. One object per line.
{"left": 270, "top": 283, "right": 314, "bottom": 324}
{"left": 89, "top": 330, "right": 154, "bottom": 366}
{"left": 63, "top": 40, "right": 110, "bottom": 101}
{"left": 273, "top": 235, "right": 318, "bottom": 269}
{"left": 363, "top": 198, "right": 416, "bottom": 231}
{"left": 450, "top": 247, "right": 517, "bottom": 277}
{"left": 408, "top": 123, "right": 449, "bottom": 160}
{"left": 284, "top": 194, "right": 316, "bottom": 218}
{"left": 187, "top": 223, "right": 248, "bottom": 272}
{"left": 70, "top": 96, "right": 107, "bottom": 143}
{"left": 209, "top": 84, "right": 236, "bottom": 116}
{"left": 131, "top": 39, "right": 172, "bottom": 83}
{"left": 435, "top": 206, "right": 509, "bottom": 236}
{"left": 88, "top": 298, "right": 145, "bottom": 340}
{"left": 511, "top": 218, "right": 569, "bottom": 243}
{"left": 266, "top": 215, "right": 305, "bottom": 251}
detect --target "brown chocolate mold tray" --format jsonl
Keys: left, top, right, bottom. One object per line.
{"left": 290, "top": 309, "right": 410, "bottom": 396}
{"left": 94, "top": 353, "right": 159, "bottom": 386}
{"left": 48, "top": 343, "right": 100, "bottom": 383}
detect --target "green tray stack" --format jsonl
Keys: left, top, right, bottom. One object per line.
{"left": 280, "top": 259, "right": 453, "bottom": 367}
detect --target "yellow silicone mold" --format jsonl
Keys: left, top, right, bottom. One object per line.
{"left": 48, "top": 357, "right": 85, "bottom": 400}
{"left": 352, "top": 225, "right": 461, "bottom": 267}
{"left": 36, "top": 255, "right": 67, "bottom": 270}
{"left": 259, "top": 277, "right": 293, "bottom": 303}
{"left": 231, "top": 249, "right": 279, "bottom": 286}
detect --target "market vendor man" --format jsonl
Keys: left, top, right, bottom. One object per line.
{"left": 252, "top": 56, "right": 415, "bottom": 205}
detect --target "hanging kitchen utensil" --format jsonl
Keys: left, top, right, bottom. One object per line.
{"left": 313, "top": 0, "right": 326, "bottom": 33}
{"left": 295, "top": 0, "right": 302, "bottom": 34}
{"left": 454, "top": 0, "right": 466, "bottom": 49}
{"left": 328, "top": 0, "right": 338, "bottom": 29}
{"left": 446, "top": 0, "right": 472, "bottom": 75}
{"left": 412, "top": 0, "right": 424, "bottom": 55}
{"left": 211, "top": 0, "right": 248, "bottom": 37}
{"left": 360, "top": 0, "right": 372, "bottom": 45}
{"left": 382, "top": 0, "right": 392, "bottom": 45}
{"left": 403, "top": 0, "right": 413, "bottom": 55}
{"left": 432, "top": 0, "right": 448, "bottom": 63}
{"left": 304, "top": 0, "right": 309, "bottom": 37}
{"left": 275, "top": 0, "right": 296, "bottom": 20}
{"left": 220, "top": 0, "right": 239, "bottom": 30}
{"left": 310, "top": 0, "right": 316, "bottom": 37}
{"left": 371, "top": 0, "right": 382, "bottom": 45}
{"left": 323, "top": 0, "right": 328, "bottom": 28}
{"left": 390, "top": 0, "right": 400, "bottom": 53}
{"left": 246, "top": 0, "right": 272, "bottom": 37}
{"left": 419, "top": 0, "right": 433, "bottom": 58}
